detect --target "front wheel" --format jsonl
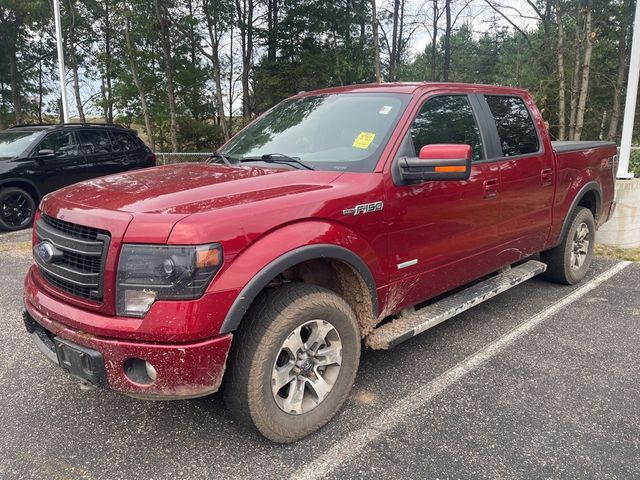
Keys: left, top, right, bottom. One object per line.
{"left": 223, "top": 284, "right": 361, "bottom": 443}
{"left": 0, "top": 187, "right": 36, "bottom": 232}
{"left": 541, "top": 207, "right": 595, "bottom": 285}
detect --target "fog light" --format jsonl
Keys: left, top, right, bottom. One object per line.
{"left": 145, "top": 361, "right": 157, "bottom": 382}
{"left": 122, "top": 289, "right": 157, "bottom": 317}
{"left": 124, "top": 358, "right": 156, "bottom": 385}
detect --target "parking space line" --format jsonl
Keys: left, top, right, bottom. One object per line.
{"left": 292, "top": 261, "right": 631, "bottom": 480}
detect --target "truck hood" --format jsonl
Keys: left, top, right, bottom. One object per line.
{"left": 52, "top": 163, "right": 343, "bottom": 215}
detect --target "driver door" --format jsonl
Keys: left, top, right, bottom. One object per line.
{"left": 384, "top": 93, "right": 504, "bottom": 310}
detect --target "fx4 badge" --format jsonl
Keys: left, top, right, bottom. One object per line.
{"left": 343, "top": 201, "right": 384, "bottom": 216}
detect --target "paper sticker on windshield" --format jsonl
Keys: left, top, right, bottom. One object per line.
{"left": 352, "top": 132, "right": 376, "bottom": 149}
{"left": 379, "top": 105, "right": 393, "bottom": 115}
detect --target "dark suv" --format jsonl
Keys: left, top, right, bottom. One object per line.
{"left": 0, "top": 123, "right": 155, "bottom": 231}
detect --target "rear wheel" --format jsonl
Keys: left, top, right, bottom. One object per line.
{"left": 223, "top": 283, "right": 360, "bottom": 443}
{"left": 0, "top": 187, "right": 36, "bottom": 232}
{"left": 541, "top": 207, "right": 595, "bottom": 285}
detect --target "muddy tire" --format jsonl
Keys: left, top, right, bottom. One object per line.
{"left": 0, "top": 187, "right": 36, "bottom": 232}
{"left": 541, "top": 207, "right": 595, "bottom": 285}
{"left": 223, "top": 283, "right": 360, "bottom": 443}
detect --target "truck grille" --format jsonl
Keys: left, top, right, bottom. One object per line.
{"left": 34, "top": 214, "right": 110, "bottom": 301}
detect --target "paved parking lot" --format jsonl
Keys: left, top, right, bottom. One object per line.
{"left": 0, "top": 232, "right": 638, "bottom": 479}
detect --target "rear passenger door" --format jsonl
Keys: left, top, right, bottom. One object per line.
{"left": 110, "top": 131, "right": 152, "bottom": 171}
{"left": 477, "top": 94, "right": 554, "bottom": 260}
{"left": 77, "top": 129, "right": 125, "bottom": 179}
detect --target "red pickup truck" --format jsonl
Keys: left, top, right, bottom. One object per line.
{"left": 23, "top": 82, "right": 617, "bottom": 443}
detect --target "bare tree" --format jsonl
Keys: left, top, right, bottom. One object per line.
{"left": 372, "top": 0, "right": 382, "bottom": 82}
{"left": 555, "top": 0, "right": 566, "bottom": 140}
{"left": 574, "top": 0, "right": 594, "bottom": 140}
{"left": 66, "top": 0, "right": 85, "bottom": 122}
{"left": 430, "top": 0, "right": 439, "bottom": 80}
{"left": 235, "top": 0, "right": 254, "bottom": 121}
{"left": 123, "top": 1, "right": 155, "bottom": 150}
{"left": 607, "top": 0, "right": 632, "bottom": 142}
{"left": 154, "top": 0, "right": 179, "bottom": 152}
{"left": 443, "top": 0, "right": 451, "bottom": 81}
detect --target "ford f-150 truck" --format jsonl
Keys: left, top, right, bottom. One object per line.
{"left": 23, "top": 82, "right": 617, "bottom": 443}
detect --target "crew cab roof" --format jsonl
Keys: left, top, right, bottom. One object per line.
{"left": 297, "top": 82, "right": 531, "bottom": 98}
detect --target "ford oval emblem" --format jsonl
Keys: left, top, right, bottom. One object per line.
{"left": 36, "top": 241, "right": 56, "bottom": 264}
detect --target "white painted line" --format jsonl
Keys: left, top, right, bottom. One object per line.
{"left": 291, "top": 261, "right": 631, "bottom": 480}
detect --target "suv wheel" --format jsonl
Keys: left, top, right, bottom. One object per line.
{"left": 223, "top": 283, "right": 360, "bottom": 443}
{"left": 0, "top": 187, "right": 36, "bottom": 231}
{"left": 541, "top": 207, "right": 595, "bottom": 285}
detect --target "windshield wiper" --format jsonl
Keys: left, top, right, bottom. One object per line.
{"left": 240, "top": 153, "right": 315, "bottom": 170}
{"left": 208, "top": 151, "right": 233, "bottom": 165}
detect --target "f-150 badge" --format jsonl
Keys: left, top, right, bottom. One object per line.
{"left": 343, "top": 201, "right": 384, "bottom": 216}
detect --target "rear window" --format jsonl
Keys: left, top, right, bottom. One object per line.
{"left": 111, "top": 131, "right": 140, "bottom": 151}
{"left": 77, "top": 130, "right": 113, "bottom": 153}
{"left": 484, "top": 95, "right": 539, "bottom": 157}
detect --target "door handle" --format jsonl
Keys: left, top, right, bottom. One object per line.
{"left": 483, "top": 178, "right": 499, "bottom": 198}
{"left": 540, "top": 168, "right": 553, "bottom": 185}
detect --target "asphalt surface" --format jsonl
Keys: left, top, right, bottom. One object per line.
{"left": 0, "top": 232, "right": 638, "bottom": 479}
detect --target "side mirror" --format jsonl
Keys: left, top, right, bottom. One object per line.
{"left": 37, "top": 149, "right": 55, "bottom": 158}
{"left": 398, "top": 144, "right": 472, "bottom": 183}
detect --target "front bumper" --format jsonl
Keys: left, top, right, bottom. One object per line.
{"left": 23, "top": 302, "right": 233, "bottom": 400}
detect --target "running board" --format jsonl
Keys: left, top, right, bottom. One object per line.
{"left": 366, "top": 260, "right": 547, "bottom": 350}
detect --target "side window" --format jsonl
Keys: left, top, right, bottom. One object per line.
{"left": 111, "top": 131, "right": 139, "bottom": 151}
{"left": 484, "top": 96, "right": 540, "bottom": 157}
{"left": 77, "top": 130, "right": 113, "bottom": 154}
{"left": 37, "top": 131, "right": 80, "bottom": 157}
{"left": 409, "top": 95, "right": 483, "bottom": 161}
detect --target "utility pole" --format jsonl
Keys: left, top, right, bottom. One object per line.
{"left": 53, "top": 0, "right": 70, "bottom": 123}
{"left": 617, "top": 0, "right": 640, "bottom": 179}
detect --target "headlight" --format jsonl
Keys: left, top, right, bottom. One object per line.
{"left": 116, "top": 243, "right": 223, "bottom": 317}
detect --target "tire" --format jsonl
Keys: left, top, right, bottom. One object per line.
{"left": 541, "top": 207, "right": 595, "bottom": 285}
{"left": 0, "top": 187, "right": 36, "bottom": 232}
{"left": 223, "top": 283, "right": 361, "bottom": 443}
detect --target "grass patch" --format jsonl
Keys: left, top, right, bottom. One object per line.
{"left": 0, "top": 241, "right": 31, "bottom": 253}
{"left": 595, "top": 243, "right": 640, "bottom": 262}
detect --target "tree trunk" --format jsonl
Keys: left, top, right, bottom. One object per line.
{"left": 8, "top": 46, "right": 22, "bottom": 124}
{"left": 371, "top": 0, "right": 381, "bottom": 82}
{"left": 443, "top": 0, "right": 451, "bottom": 81}
{"left": 228, "top": 22, "right": 235, "bottom": 131}
{"left": 389, "top": 0, "right": 400, "bottom": 81}
{"left": 556, "top": 1, "right": 566, "bottom": 140}
{"left": 70, "top": 55, "right": 85, "bottom": 122}
{"left": 235, "top": 0, "right": 254, "bottom": 121}
{"left": 267, "top": 0, "right": 278, "bottom": 62}
{"left": 154, "top": 0, "right": 179, "bottom": 151}
{"left": 431, "top": 0, "right": 438, "bottom": 81}
{"left": 124, "top": 5, "right": 155, "bottom": 150}
{"left": 104, "top": 0, "right": 114, "bottom": 123}
{"left": 568, "top": 2, "right": 583, "bottom": 139}
{"left": 67, "top": 0, "right": 85, "bottom": 122}
{"left": 607, "top": 0, "right": 631, "bottom": 142}
{"left": 397, "top": 0, "right": 405, "bottom": 67}
{"left": 574, "top": 1, "right": 593, "bottom": 141}
{"left": 203, "top": 4, "right": 230, "bottom": 140}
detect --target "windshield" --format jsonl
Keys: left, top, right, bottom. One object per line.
{"left": 221, "top": 93, "right": 410, "bottom": 172}
{"left": 0, "top": 130, "right": 42, "bottom": 158}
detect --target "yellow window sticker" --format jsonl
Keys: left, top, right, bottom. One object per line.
{"left": 352, "top": 132, "right": 376, "bottom": 149}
